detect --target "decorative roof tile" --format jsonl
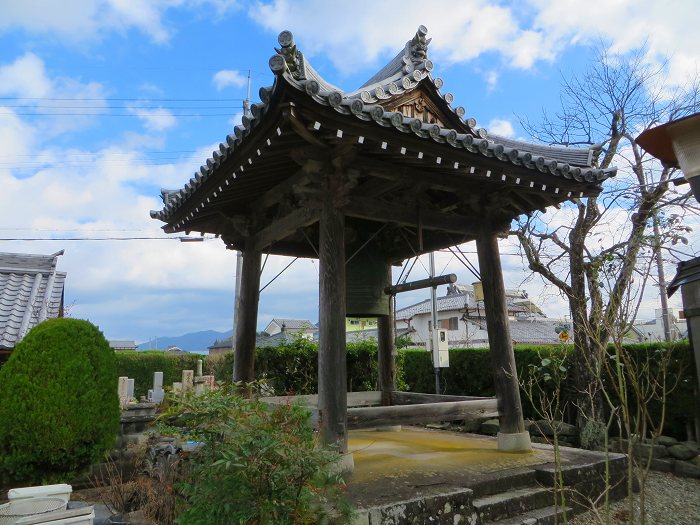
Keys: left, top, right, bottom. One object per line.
{"left": 0, "top": 251, "right": 66, "bottom": 349}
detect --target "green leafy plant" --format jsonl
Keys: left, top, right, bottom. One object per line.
{"left": 0, "top": 318, "right": 120, "bottom": 485}
{"left": 158, "top": 385, "right": 351, "bottom": 524}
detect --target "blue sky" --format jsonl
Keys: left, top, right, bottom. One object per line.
{"left": 1, "top": 0, "right": 698, "bottom": 343}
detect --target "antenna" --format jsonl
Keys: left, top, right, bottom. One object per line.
{"left": 243, "top": 70, "right": 252, "bottom": 118}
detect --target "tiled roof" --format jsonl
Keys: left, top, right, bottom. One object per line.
{"left": 0, "top": 251, "right": 66, "bottom": 350}
{"left": 509, "top": 319, "right": 572, "bottom": 345}
{"left": 269, "top": 318, "right": 316, "bottom": 330}
{"left": 150, "top": 26, "right": 616, "bottom": 227}
{"left": 395, "top": 286, "right": 529, "bottom": 319}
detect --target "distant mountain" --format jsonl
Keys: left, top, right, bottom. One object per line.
{"left": 137, "top": 329, "right": 233, "bottom": 353}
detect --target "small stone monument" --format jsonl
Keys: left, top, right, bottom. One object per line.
{"left": 126, "top": 378, "right": 135, "bottom": 401}
{"left": 118, "top": 376, "right": 129, "bottom": 407}
{"left": 150, "top": 371, "right": 165, "bottom": 404}
{"left": 196, "top": 359, "right": 203, "bottom": 377}
{"left": 182, "top": 370, "right": 194, "bottom": 393}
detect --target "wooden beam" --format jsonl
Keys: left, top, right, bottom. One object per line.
{"left": 345, "top": 198, "right": 479, "bottom": 236}
{"left": 385, "top": 274, "right": 457, "bottom": 295}
{"left": 249, "top": 207, "right": 320, "bottom": 252}
{"left": 392, "top": 392, "right": 492, "bottom": 404}
{"left": 476, "top": 231, "right": 529, "bottom": 449}
{"left": 317, "top": 169, "right": 348, "bottom": 453}
{"left": 346, "top": 398, "right": 498, "bottom": 429}
{"left": 233, "top": 247, "right": 262, "bottom": 385}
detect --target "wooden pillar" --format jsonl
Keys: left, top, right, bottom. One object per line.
{"left": 476, "top": 231, "right": 532, "bottom": 452}
{"left": 233, "top": 247, "right": 262, "bottom": 384}
{"left": 318, "top": 173, "right": 348, "bottom": 453}
{"left": 377, "top": 264, "right": 396, "bottom": 406}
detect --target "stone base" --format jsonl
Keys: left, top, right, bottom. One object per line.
{"left": 497, "top": 431, "right": 532, "bottom": 452}
{"left": 332, "top": 452, "right": 355, "bottom": 475}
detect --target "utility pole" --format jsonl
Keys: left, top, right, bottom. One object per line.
{"left": 429, "top": 252, "right": 440, "bottom": 394}
{"left": 233, "top": 71, "right": 252, "bottom": 349}
{"left": 653, "top": 215, "right": 673, "bottom": 342}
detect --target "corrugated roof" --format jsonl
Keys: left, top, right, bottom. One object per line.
{"left": 0, "top": 251, "right": 66, "bottom": 350}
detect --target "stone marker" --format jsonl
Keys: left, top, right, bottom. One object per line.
{"left": 150, "top": 372, "right": 165, "bottom": 403}
{"left": 182, "top": 370, "right": 194, "bottom": 392}
{"left": 126, "top": 378, "right": 135, "bottom": 401}
{"left": 118, "top": 376, "right": 129, "bottom": 406}
{"left": 173, "top": 382, "right": 182, "bottom": 394}
{"left": 196, "top": 359, "right": 203, "bottom": 377}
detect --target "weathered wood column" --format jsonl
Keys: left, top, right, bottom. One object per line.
{"left": 377, "top": 263, "right": 396, "bottom": 406}
{"left": 318, "top": 169, "right": 349, "bottom": 455}
{"left": 476, "top": 231, "right": 532, "bottom": 452}
{"left": 233, "top": 247, "right": 262, "bottom": 384}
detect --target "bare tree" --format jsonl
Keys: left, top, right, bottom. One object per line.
{"left": 512, "top": 44, "right": 699, "bottom": 441}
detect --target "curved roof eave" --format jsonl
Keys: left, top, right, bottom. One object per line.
{"left": 150, "top": 27, "right": 617, "bottom": 226}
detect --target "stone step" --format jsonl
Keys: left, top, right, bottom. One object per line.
{"left": 468, "top": 468, "right": 539, "bottom": 498}
{"left": 473, "top": 486, "right": 552, "bottom": 523}
{"left": 490, "top": 505, "right": 573, "bottom": 525}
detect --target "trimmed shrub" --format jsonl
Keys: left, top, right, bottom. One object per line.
{"left": 0, "top": 318, "right": 120, "bottom": 485}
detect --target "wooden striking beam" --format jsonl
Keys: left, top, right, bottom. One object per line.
{"left": 346, "top": 398, "right": 498, "bottom": 429}
{"left": 249, "top": 207, "right": 320, "bottom": 252}
{"left": 384, "top": 274, "right": 457, "bottom": 295}
{"left": 345, "top": 198, "right": 479, "bottom": 236}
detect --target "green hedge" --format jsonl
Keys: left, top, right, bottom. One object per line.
{"left": 115, "top": 341, "right": 696, "bottom": 437}
{"left": 115, "top": 351, "right": 203, "bottom": 399}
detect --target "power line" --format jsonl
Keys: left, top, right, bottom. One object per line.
{"left": 0, "top": 236, "right": 214, "bottom": 241}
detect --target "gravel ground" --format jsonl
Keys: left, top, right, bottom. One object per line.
{"left": 569, "top": 470, "right": 700, "bottom": 525}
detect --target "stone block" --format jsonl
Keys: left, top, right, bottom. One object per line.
{"left": 126, "top": 378, "right": 135, "bottom": 400}
{"left": 531, "top": 420, "right": 578, "bottom": 437}
{"left": 674, "top": 460, "right": 700, "bottom": 479}
{"left": 480, "top": 418, "right": 500, "bottom": 435}
{"left": 196, "top": 359, "right": 203, "bottom": 377}
{"left": 650, "top": 458, "right": 675, "bottom": 472}
{"left": 681, "top": 440, "right": 700, "bottom": 455}
{"left": 657, "top": 435, "right": 678, "bottom": 446}
{"left": 632, "top": 442, "right": 667, "bottom": 459}
{"left": 668, "top": 444, "right": 697, "bottom": 460}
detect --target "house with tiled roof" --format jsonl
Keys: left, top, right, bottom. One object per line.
{"left": 264, "top": 318, "right": 316, "bottom": 336}
{"left": 396, "top": 283, "right": 570, "bottom": 347}
{"left": 0, "top": 251, "right": 66, "bottom": 360}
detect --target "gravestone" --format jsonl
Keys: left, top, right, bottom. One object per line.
{"left": 182, "top": 370, "right": 194, "bottom": 392}
{"left": 118, "top": 376, "right": 129, "bottom": 406}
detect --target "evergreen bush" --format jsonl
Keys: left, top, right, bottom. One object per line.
{"left": 0, "top": 318, "right": 120, "bottom": 485}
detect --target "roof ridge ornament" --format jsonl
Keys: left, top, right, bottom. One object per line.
{"left": 409, "top": 25, "right": 431, "bottom": 62}
{"left": 404, "top": 25, "right": 433, "bottom": 74}
{"left": 271, "top": 30, "right": 306, "bottom": 80}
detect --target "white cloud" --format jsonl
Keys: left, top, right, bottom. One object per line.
{"left": 530, "top": 0, "right": 700, "bottom": 87}
{"left": 0, "top": 53, "right": 107, "bottom": 137}
{"left": 0, "top": 53, "right": 53, "bottom": 98}
{"left": 487, "top": 118, "right": 515, "bottom": 138}
{"left": 248, "top": 0, "right": 556, "bottom": 74}
{"left": 128, "top": 106, "right": 177, "bottom": 131}
{"left": 0, "top": 0, "right": 240, "bottom": 44}
{"left": 212, "top": 69, "right": 247, "bottom": 90}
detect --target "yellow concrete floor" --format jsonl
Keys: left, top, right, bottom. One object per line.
{"left": 348, "top": 427, "right": 553, "bottom": 484}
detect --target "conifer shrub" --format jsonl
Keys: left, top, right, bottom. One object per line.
{"left": 0, "top": 318, "right": 120, "bottom": 485}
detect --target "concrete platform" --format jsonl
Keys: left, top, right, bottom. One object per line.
{"left": 345, "top": 427, "right": 628, "bottom": 524}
